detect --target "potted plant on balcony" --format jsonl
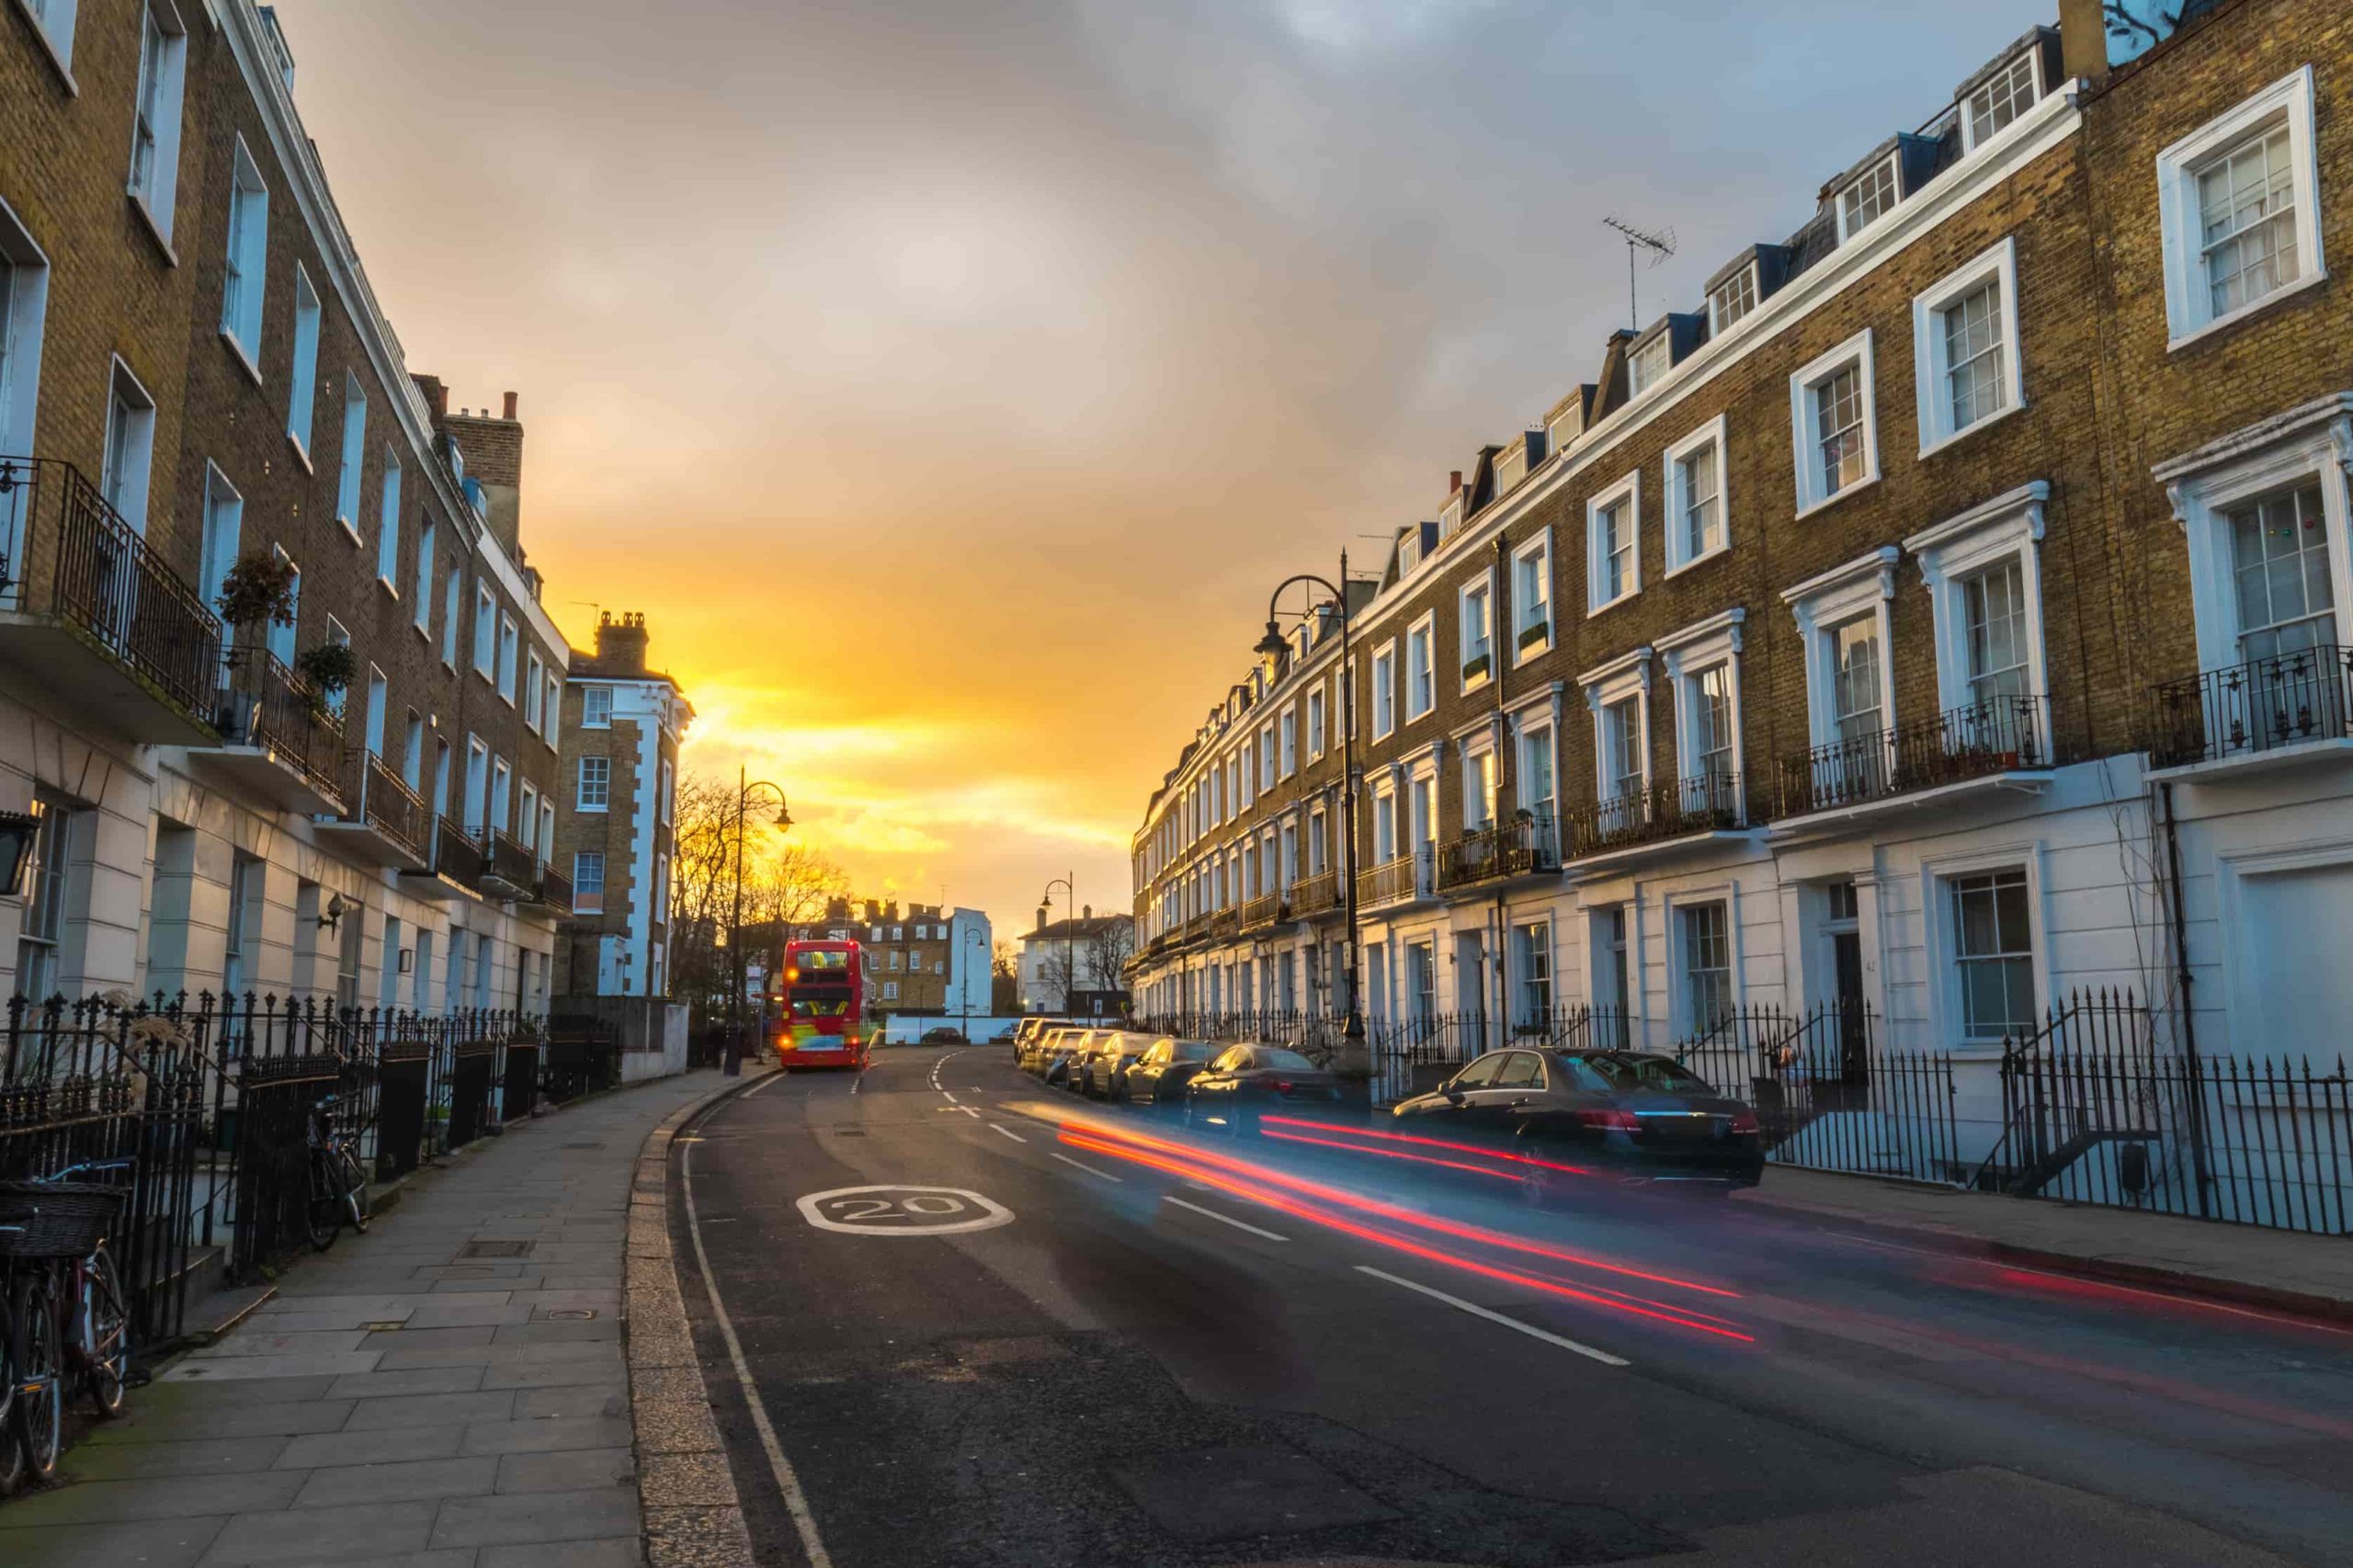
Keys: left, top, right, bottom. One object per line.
{"left": 294, "top": 641, "right": 356, "bottom": 727}
{"left": 212, "top": 551, "right": 300, "bottom": 736}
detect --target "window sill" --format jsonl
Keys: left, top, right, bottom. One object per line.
{"left": 1917, "top": 398, "right": 2026, "bottom": 461}
{"left": 335, "top": 517, "right": 365, "bottom": 551}
{"left": 413, "top": 621, "right": 434, "bottom": 645}
{"left": 1460, "top": 673, "right": 1492, "bottom": 698}
{"left": 218, "top": 328, "right": 266, "bottom": 391}
{"left": 14, "top": 4, "right": 78, "bottom": 96}
{"left": 286, "top": 431, "right": 314, "bottom": 474}
{"left": 129, "top": 192, "right": 178, "bottom": 267}
{"left": 1586, "top": 589, "right": 1642, "bottom": 620}
{"left": 1792, "top": 472, "right": 1881, "bottom": 524}
{"left": 1512, "top": 630, "right": 1554, "bottom": 668}
{"left": 1663, "top": 543, "right": 1730, "bottom": 582}
{"left": 377, "top": 576, "right": 400, "bottom": 601}
{"left": 2166, "top": 269, "right": 2330, "bottom": 354}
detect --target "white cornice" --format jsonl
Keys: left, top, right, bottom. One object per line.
{"left": 1780, "top": 546, "right": 1900, "bottom": 608}
{"left": 1903, "top": 480, "right": 2049, "bottom": 562}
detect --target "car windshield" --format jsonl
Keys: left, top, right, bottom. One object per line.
{"left": 1174, "top": 1040, "right": 1213, "bottom": 1061}
{"left": 1251, "top": 1047, "right": 1317, "bottom": 1071}
{"left": 1563, "top": 1052, "right": 1711, "bottom": 1093}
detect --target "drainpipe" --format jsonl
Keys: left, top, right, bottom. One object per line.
{"left": 1494, "top": 534, "right": 1510, "bottom": 1047}
{"left": 2156, "top": 780, "right": 2212, "bottom": 1217}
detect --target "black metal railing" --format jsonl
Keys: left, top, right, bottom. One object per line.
{"left": 2146, "top": 644, "right": 2353, "bottom": 769}
{"left": 1438, "top": 813, "right": 1561, "bottom": 889}
{"left": 434, "top": 815, "right": 484, "bottom": 891}
{"left": 1564, "top": 773, "right": 1744, "bottom": 857}
{"left": 1290, "top": 869, "right": 1341, "bottom": 916}
{"left": 356, "top": 753, "right": 426, "bottom": 861}
{"left": 1240, "top": 891, "right": 1286, "bottom": 931}
{"left": 1207, "top": 907, "right": 1240, "bottom": 941}
{"left": 214, "top": 646, "right": 346, "bottom": 805}
{"left": 1357, "top": 849, "right": 1429, "bottom": 906}
{"left": 1780, "top": 696, "right": 2049, "bottom": 817}
{"left": 478, "top": 826, "right": 537, "bottom": 892}
{"left": 1973, "top": 988, "right": 2349, "bottom": 1235}
{"left": 538, "top": 861, "right": 574, "bottom": 911}
{"left": 0, "top": 455, "right": 223, "bottom": 723}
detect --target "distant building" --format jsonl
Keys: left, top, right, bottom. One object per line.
{"left": 1018, "top": 906, "right": 1131, "bottom": 1016}
{"left": 754, "top": 898, "right": 992, "bottom": 1020}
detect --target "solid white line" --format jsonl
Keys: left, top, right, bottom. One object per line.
{"left": 1163, "top": 1195, "right": 1288, "bottom": 1242}
{"left": 1051, "top": 1152, "right": 1123, "bottom": 1183}
{"left": 683, "top": 1140, "right": 837, "bottom": 1568}
{"left": 989, "top": 1125, "right": 1028, "bottom": 1144}
{"left": 1354, "top": 1266, "right": 1631, "bottom": 1368}
{"left": 742, "top": 1073, "right": 781, "bottom": 1099}
{"left": 942, "top": 1092, "right": 960, "bottom": 1105}
{"left": 956, "top": 1106, "right": 981, "bottom": 1118}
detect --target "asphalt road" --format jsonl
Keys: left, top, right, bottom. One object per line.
{"left": 669, "top": 1045, "right": 2353, "bottom": 1568}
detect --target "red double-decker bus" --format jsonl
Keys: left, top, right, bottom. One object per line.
{"left": 775, "top": 939, "right": 872, "bottom": 1071}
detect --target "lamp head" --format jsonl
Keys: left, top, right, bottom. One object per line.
{"left": 1252, "top": 619, "right": 1288, "bottom": 660}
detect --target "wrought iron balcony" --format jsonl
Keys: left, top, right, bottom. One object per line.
{"left": 538, "top": 861, "right": 574, "bottom": 912}
{"left": 1240, "top": 891, "right": 1287, "bottom": 931}
{"left": 1357, "top": 848, "right": 1430, "bottom": 908}
{"left": 0, "top": 455, "right": 222, "bottom": 743}
{"left": 189, "top": 646, "right": 347, "bottom": 812}
{"left": 1779, "top": 696, "right": 2049, "bottom": 819}
{"left": 1208, "top": 907, "right": 1240, "bottom": 940}
{"left": 1290, "top": 868, "right": 1341, "bottom": 916}
{"left": 318, "top": 752, "right": 427, "bottom": 869}
{"left": 1438, "top": 813, "right": 1561, "bottom": 889}
{"left": 1564, "top": 773, "right": 1744, "bottom": 858}
{"left": 477, "top": 826, "right": 539, "bottom": 900}
{"left": 435, "top": 815, "right": 485, "bottom": 892}
{"left": 2147, "top": 644, "right": 2353, "bottom": 771}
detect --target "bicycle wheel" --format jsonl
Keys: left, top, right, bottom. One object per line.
{"left": 81, "top": 1245, "right": 131, "bottom": 1418}
{"left": 0, "top": 1283, "right": 25, "bottom": 1497}
{"left": 10, "top": 1269, "right": 63, "bottom": 1482}
{"left": 335, "top": 1148, "right": 370, "bottom": 1234}
{"left": 304, "top": 1153, "right": 341, "bottom": 1252}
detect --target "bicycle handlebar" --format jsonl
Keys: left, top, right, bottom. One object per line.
{"left": 31, "top": 1158, "right": 134, "bottom": 1183}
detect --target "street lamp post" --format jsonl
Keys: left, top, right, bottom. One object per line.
{"left": 1254, "top": 552, "right": 1368, "bottom": 1079}
{"left": 1040, "top": 873, "right": 1075, "bottom": 1016}
{"left": 962, "top": 926, "right": 987, "bottom": 1042}
{"left": 726, "top": 765, "right": 791, "bottom": 1077}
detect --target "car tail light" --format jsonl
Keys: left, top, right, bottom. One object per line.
{"left": 1271, "top": 1080, "right": 1294, "bottom": 1093}
{"left": 1575, "top": 1108, "right": 1641, "bottom": 1132}
{"left": 1729, "top": 1108, "right": 1761, "bottom": 1135}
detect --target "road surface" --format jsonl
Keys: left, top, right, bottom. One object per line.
{"left": 668, "top": 1045, "right": 2353, "bottom": 1567}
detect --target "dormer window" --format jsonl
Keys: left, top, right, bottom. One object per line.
{"left": 1627, "top": 335, "right": 1671, "bottom": 399}
{"left": 1398, "top": 528, "right": 1424, "bottom": 576}
{"left": 1546, "top": 401, "right": 1584, "bottom": 454}
{"left": 1708, "top": 266, "right": 1757, "bottom": 335}
{"left": 1438, "top": 492, "right": 1464, "bottom": 538}
{"left": 1838, "top": 154, "right": 1900, "bottom": 240}
{"left": 1962, "top": 50, "right": 2040, "bottom": 150}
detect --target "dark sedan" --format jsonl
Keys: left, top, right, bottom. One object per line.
{"left": 1183, "top": 1044, "right": 1342, "bottom": 1135}
{"left": 1122, "top": 1038, "right": 1217, "bottom": 1108}
{"left": 1392, "top": 1047, "right": 1763, "bottom": 1195}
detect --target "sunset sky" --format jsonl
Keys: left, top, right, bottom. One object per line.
{"left": 271, "top": 0, "right": 2051, "bottom": 942}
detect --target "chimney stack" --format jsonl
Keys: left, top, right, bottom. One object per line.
{"left": 1449, "top": 471, "right": 1463, "bottom": 494}
{"left": 594, "top": 610, "right": 651, "bottom": 674}
{"left": 502, "top": 390, "right": 518, "bottom": 421}
{"left": 2056, "top": 0, "right": 2110, "bottom": 85}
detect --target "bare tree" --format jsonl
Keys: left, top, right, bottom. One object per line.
{"left": 1040, "top": 945, "right": 1077, "bottom": 1012}
{"left": 2104, "top": 0, "right": 2203, "bottom": 53}
{"left": 661, "top": 770, "right": 847, "bottom": 1018}
{"left": 1085, "top": 920, "right": 1135, "bottom": 992}
{"left": 991, "top": 940, "right": 1019, "bottom": 1014}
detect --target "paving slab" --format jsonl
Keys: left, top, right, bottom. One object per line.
{"left": 430, "top": 1486, "right": 639, "bottom": 1548}
{"left": 196, "top": 1499, "right": 439, "bottom": 1564}
{"left": 494, "top": 1447, "right": 636, "bottom": 1494}
{"left": 0, "top": 1515, "right": 227, "bottom": 1568}
{"left": 63, "top": 1434, "right": 293, "bottom": 1481}
{"left": 325, "top": 1365, "right": 491, "bottom": 1400}
{"left": 290, "top": 1455, "right": 497, "bottom": 1508}
{"left": 275, "top": 1424, "right": 466, "bottom": 1470}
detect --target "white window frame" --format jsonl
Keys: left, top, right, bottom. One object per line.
{"left": 1277, "top": 704, "right": 1297, "bottom": 779}
{"left": 525, "top": 649, "right": 544, "bottom": 729}
{"left": 126, "top": 1, "right": 187, "bottom": 250}
{"left": 100, "top": 355, "right": 157, "bottom": 533}
{"left": 1579, "top": 647, "right": 1654, "bottom": 805}
{"left": 1836, "top": 153, "right": 1901, "bottom": 241}
{"left": 573, "top": 851, "right": 606, "bottom": 914}
{"left": 1789, "top": 328, "right": 1880, "bottom": 517}
{"left": 413, "top": 521, "right": 436, "bottom": 635}
{"left": 0, "top": 199, "right": 52, "bottom": 483}
{"left": 1668, "top": 889, "right": 1740, "bottom": 1038}
{"left": 440, "top": 568, "right": 461, "bottom": 669}
{"left": 497, "top": 612, "right": 519, "bottom": 704}
{"left": 1961, "top": 47, "right": 2043, "bottom": 153}
{"left": 265, "top": 548, "right": 299, "bottom": 666}
{"left": 286, "top": 264, "right": 319, "bottom": 460}
{"left": 2155, "top": 67, "right": 2325, "bottom": 352}
{"left": 16, "top": 0, "right": 78, "bottom": 84}
{"left": 1515, "top": 713, "right": 1557, "bottom": 824}
{"left": 576, "top": 755, "right": 610, "bottom": 812}
{"left": 1305, "top": 685, "right": 1326, "bottom": 762}
{"left": 1511, "top": 528, "right": 1553, "bottom": 665}
{"left": 1783, "top": 546, "right": 1899, "bottom": 752}
{"left": 1663, "top": 415, "right": 1730, "bottom": 576}
{"left": 375, "top": 447, "right": 402, "bottom": 590}
{"left": 582, "top": 685, "right": 613, "bottom": 729}
{"left": 1458, "top": 566, "right": 1495, "bottom": 693}
{"left": 1370, "top": 641, "right": 1397, "bottom": 740}
{"left": 333, "top": 375, "right": 367, "bottom": 540}
{"left": 1657, "top": 609, "right": 1746, "bottom": 812}
{"left": 2152, "top": 398, "right": 2353, "bottom": 678}
{"left": 472, "top": 583, "right": 496, "bottom": 676}
{"left": 1404, "top": 612, "right": 1437, "bottom": 722}
{"left": 1626, "top": 333, "right": 1670, "bottom": 401}
{"left": 323, "top": 615, "right": 351, "bottom": 719}
{"left": 219, "top": 136, "right": 268, "bottom": 373}
{"left": 1708, "top": 263, "right": 1758, "bottom": 337}
{"left": 1586, "top": 471, "right": 1642, "bottom": 615}
{"left": 198, "top": 461, "right": 243, "bottom": 619}
{"left": 1257, "top": 722, "right": 1276, "bottom": 791}
{"left": 1922, "top": 846, "right": 2049, "bottom": 1055}
{"left": 1459, "top": 737, "right": 1498, "bottom": 830}
{"left": 1904, "top": 483, "right": 2051, "bottom": 716}
{"left": 543, "top": 672, "right": 563, "bottom": 743}
{"left": 1913, "top": 237, "right": 2025, "bottom": 457}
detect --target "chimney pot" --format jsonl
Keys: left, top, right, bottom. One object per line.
{"left": 503, "top": 391, "right": 518, "bottom": 421}
{"left": 1449, "top": 471, "right": 1463, "bottom": 494}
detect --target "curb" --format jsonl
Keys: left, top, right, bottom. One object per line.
{"left": 1734, "top": 1187, "right": 2353, "bottom": 1325}
{"left": 625, "top": 1070, "right": 774, "bottom": 1568}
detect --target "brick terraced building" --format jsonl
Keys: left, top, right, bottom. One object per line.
{"left": 2, "top": 4, "right": 583, "bottom": 1014}
{"left": 1128, "top": 0, "right": 2353, "bottom": 1107}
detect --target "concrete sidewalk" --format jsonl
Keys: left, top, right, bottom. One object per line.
{"left": 1735, "top": 1165, "right": 2353, "bottom": 1320}
{"left": 0, "top": 1067, "right": 754, "bottom": 1567}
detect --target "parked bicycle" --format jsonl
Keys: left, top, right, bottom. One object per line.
{"left": 306, "top": 1091, "right": 370, "bottom": 1250}
{"left": 0, "top": 1159, "right": 134, "bottom": 1486}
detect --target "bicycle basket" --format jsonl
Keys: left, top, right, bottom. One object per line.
{"left": 0, "top": 1179, "right": 125, "bottom": 1259}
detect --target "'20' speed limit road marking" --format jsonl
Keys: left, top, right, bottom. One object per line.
{"left": 795, "top": 1185, "right": 1014, "bottom": 1235}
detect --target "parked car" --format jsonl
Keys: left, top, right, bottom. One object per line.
{"left": 1183, "top": 1043, "right": 1342, "bottom": 1135}
{"left": 1040, "top": 1028, "right": 1104, "bottom": 1086}
{"left": 1076, "top": 1032, "right": 1151, "bottom": 1100}
{"left": 1122, "top": 1038, "right": 1217, "bottom": 1108}
{"left": 921, "top": 1026, "right": 966, "bottom": 1044}
{"left": 1012, "top": 1016, "right": 1072, "bottom": 1067}
{"left": 1018, "top": 1025, "right": 1072, "bottom": 1075}
{"left": 1391, "top": 1048, "right": 1763, "bottom": 1197}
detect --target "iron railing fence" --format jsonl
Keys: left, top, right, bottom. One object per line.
{"left": 215, "top": 645, "right": 347, "bottom": 804}
{"left": 435, "top": 814, "right": 485, "bottom": 891}
{"left": 1357, "top": 848, "right": 1431, "bottom": 908}
{"left": 537, "top": 861, "right": 574, "bottom": 911}
{"left": 2146, "top": 642, "right": 2353, "bottom": 769}
{"left": 0, "top": 455, "right": 224, "bottom": 724}
{"left": 1438, "top": 813, "right": 1561, "bottom": 890}
{"left": 1563, "top": 773, "right": 1743, "bottom": 858}
{"left": 1672, "top": 1004, "right": 1962, "bottom": 1183}
{"left": 3, "top": 992, "right": 618, "bottom": 1322}
{"left": 478, "top": 826, "right": 538, "bottom": 893}
{"left": 1239, "top": 891, "right": 1286, "bottom": 932}
{"left": 1779, "top": 694, "right": 2050, "bottom": 817}
{"left": 356, "top": 753, "right": 427, "bottom": 861}
{"left": 1289, "top": 869, "right": 1342, "bottom": 916}
{"left": 1978, "top": 989, "right": 2350, "bottom": 1234}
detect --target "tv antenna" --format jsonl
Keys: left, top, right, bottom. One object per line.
{"left": 1603, "top": 215, "right": 1677, "bottom": 328}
